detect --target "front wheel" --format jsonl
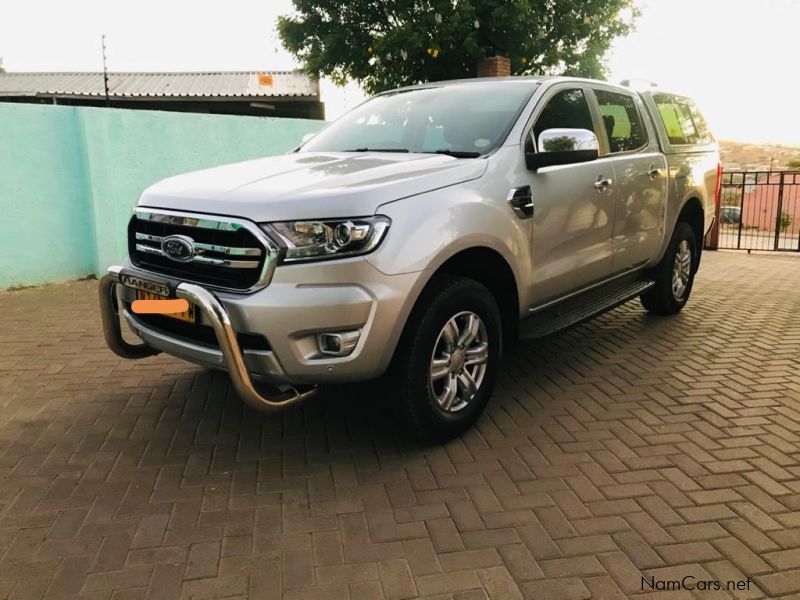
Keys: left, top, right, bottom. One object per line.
{"left": 640, "top": 221, "right": 697, "bottom": 315}
{"left": 389, "top": 276, "right": 502, "bottom": 443}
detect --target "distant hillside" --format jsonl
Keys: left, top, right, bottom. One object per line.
{"left": 719, "top": 140, "right": 800, "bottom": 171}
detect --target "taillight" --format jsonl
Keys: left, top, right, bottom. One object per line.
{"left": 714, "top": 162, "right": 722, "bottom": 208}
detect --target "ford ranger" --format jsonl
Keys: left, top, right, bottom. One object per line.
{"left": 99, "top": 76, "right": 721, "bottom": 441}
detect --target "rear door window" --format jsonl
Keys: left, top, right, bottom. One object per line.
{"left": 594, "top": 89, "right": 648, "bottom": 153}
{"left": 653, "top": 93, "right": 714, "bottom": 145}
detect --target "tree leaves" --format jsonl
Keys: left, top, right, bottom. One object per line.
{"left": 278, "top": 0, "right": 638, "bottom": 94}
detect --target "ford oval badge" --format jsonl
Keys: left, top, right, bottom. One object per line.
{"left": 161, "top": 235, "right": 195, "bottom": 263}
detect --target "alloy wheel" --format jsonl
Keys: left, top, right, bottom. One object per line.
{"left": 672, "top": 240, "right": 692, "bottom": 301}
{"left": 428, "top": 311, "right": 489, "bottom": 413}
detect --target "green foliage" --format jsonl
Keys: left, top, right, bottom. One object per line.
{"left": 0, "top": 58, "right": 4, "bottom": 74}
{"left": 542, "top": 135, "right": 577, "bottom": 152}
{"left": 722, "top": 187, "right": 741, "bottom": 206}
{"left": 787, "top": 158, "right": 800, "bottom": 170}
{"left": 278, "top": 0, "right": 639, "bottom": 94}
{"left": 779, "top": 210, "right": 792, "bottom": 232}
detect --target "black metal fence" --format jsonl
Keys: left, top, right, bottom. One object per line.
{"left": 715, "top": 171, "right": 800, "bottom": 251}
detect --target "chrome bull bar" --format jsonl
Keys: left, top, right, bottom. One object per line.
{"left": 98, "top": 265, "right": 317, "bottom": 412}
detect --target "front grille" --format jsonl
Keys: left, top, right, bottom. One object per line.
{"left": 128, "top": 209, "right": 277, "bottom": 291}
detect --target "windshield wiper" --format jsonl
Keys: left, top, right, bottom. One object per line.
{"left": 346, "top": 147, "right": 410, "bottom": 153}
{"left": 343, "top": 148, "right": 480, "bottom": 158}
{"left": 430, "top": 149, "right": 482, "bottom": 158}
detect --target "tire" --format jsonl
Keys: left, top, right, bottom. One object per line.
{"left": 388, "top": 275, "right": 502, "bottom": 443}
{"left": 640, "top": 221, "right": 697, "bottom": 315}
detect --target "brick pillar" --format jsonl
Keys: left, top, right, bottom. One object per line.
{"left": 477, "top": 55, "right": 511, "bottom": 77}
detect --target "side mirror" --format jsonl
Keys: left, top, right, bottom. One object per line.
{"left": 525, "top": 128, "right": 599, "bottom": 171}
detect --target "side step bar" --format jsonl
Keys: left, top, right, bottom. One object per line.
{"left": 98, "top": 266, "right": 318, "bottom": 413}
{"left": 520, "top": 279, "right": 654, "bottom": 340}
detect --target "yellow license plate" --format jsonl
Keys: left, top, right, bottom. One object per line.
{"left": 134, "top": 290, "right": 197, "bottom": 323}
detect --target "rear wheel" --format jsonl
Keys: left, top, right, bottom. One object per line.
{"left": 389, "top": 276, "right": 502, "bottom": 442}
{"left": 640, "top": 221, "right": 697, "bottom": 315}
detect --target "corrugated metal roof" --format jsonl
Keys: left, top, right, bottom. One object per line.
{"left": 0, "top": 71, "right": 319, "bottom": 99}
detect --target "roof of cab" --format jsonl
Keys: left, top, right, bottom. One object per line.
{"left": 381, "top": 75, "right": 639, "bottom": 96}
{"left": 383, "top": 76, "right": 549, "bottom": 94}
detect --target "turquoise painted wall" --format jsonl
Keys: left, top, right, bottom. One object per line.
{"left": 1, "top": 104, "right": 95, "bottom": 288}
{"left": 0, "top": 104, "right": 324, "bottom": 289}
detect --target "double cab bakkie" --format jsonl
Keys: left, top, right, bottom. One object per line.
{"left": 100, "top": 76, "right": 721, "bottom": 441}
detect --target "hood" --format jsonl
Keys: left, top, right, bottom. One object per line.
{"left": 138, "top": 151, "right": 488, "bottom": 222}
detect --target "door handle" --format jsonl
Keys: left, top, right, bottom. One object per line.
{"left": 593, "top": 177, "right": 613, "bottom": 191}
{"left": 648, "top": 165, "right": 662, "bottom": 180}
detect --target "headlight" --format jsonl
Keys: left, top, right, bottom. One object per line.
{"left": 262, "top": 216, "right": 391, "bottom": 263}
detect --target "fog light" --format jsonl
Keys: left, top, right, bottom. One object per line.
{"left": 318, "top": 331, "right": 360, "bottom": 356}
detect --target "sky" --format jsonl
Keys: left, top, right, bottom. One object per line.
{"left": 606, "top": 0, "right": 800, "bottom": 145}
{"left": 1, "top": 0, "right": 798, "bottom": 145}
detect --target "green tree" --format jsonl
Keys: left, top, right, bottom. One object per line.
{"left": 787, "top": 158, "right": 800, "bottom": 170}
{"left": 278, "top": 0, "right": 638, "bottom": 94}
{"left": 542, "top": 135, "right": 577, "bottom": 152}
{"left": 779, "top": 210, "right": 792, "bottom": 233}
{"left": 0, "top": 58, "right": 5, "bottom": 73}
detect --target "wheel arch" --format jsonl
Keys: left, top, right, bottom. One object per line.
{"left": 412, "top": 246, "right": 521, "bottom": 349}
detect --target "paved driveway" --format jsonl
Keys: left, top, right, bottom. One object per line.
{"left": 1, "top": 251, "right": 800, "bottom": 600}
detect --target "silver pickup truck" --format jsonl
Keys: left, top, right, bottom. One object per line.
{"left": 99, "top": 76, "right": 721, "bottom": 441}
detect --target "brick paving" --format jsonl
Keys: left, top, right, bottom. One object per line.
{"left": 1, "top": 251, "right": 799, "bottom": 599}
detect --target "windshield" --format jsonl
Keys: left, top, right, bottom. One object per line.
{"left": 301, "top": 82, "right": 538, "bottom": 156}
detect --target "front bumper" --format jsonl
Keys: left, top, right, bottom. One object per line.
{"left": 99, "top": 265, "right": 318, "bottom": 412}
{"left": 99, "top": 260, "right": 424, "bottom": 409}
